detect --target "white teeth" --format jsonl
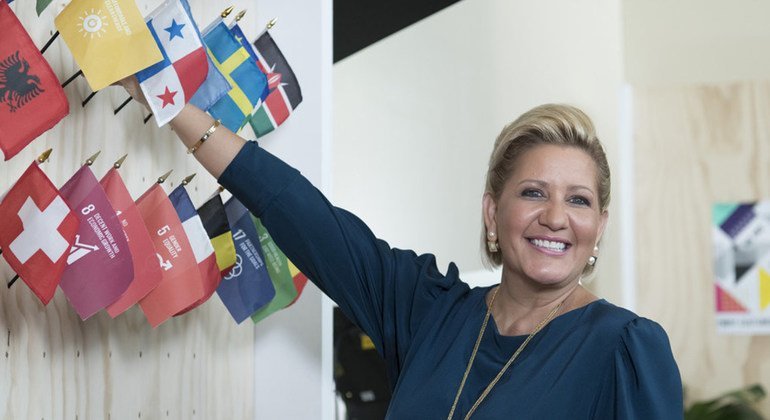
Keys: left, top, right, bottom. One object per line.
{"left": 530, "top": 238, "right": 567, "bottom": 252}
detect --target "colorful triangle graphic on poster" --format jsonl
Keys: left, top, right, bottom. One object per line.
{"left": 760, "top": 268, "right": 770, "bottom": 310}
{"left": 712, "top": 203, "right": 739, "bottom": 227}
{"left": 715, "top": 284, "right": 748, "bottom": 313}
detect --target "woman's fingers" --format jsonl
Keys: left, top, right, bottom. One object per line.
{"left": 113, "top": 76, "right": 150, "bottom": 110}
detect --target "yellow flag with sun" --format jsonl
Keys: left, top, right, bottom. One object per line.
{"left": 55, "top": 0, "right": 163, "bottom": 91}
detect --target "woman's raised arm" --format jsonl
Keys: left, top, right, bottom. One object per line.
{"left": 117, "top": 77, "right": 456, "bottom": 379}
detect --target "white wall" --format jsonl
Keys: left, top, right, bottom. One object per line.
{"left": 243, "top": 1, "right": 333, "bottom": 419}
{"left": 624, "top": 0, "right": 770, "bottom": 86}
{"left": 333, "top": 0, "right": 625, "bottom": 301}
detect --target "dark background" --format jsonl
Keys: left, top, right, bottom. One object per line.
{"left": 333, "top": 0, "right": 463, "bottom": 62}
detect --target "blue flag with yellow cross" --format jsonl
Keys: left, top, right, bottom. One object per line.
{"left": 202, "top": 20, "right": 268, "bottom": 132}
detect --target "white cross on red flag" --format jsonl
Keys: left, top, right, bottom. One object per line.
{"left": 0, "top": 162, "right": 79, "bottom": 303}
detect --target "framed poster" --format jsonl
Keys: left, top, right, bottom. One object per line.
{"left": 713, "top": 201, "right": 770, "bottom": 333}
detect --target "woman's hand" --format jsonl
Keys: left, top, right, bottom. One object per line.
{"left": 114, "top": 76, "right": 150, "bottom": 111}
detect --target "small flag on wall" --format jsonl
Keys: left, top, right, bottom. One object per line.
{"left": 135, "top": 0, "right": 207, "bottom": 126}
{"left": 0, "top": 162, "right": 78, "bottom": 303}
{"left": 228, "top": 22, "right": 258, "bottom": 63}
{"left": 203, "top": 19, "right": 268, "bottom": 133}
{"left": 286, "top": 260, "right": 308, "bottom": 307}
{"left": 36, "top": 0, "right": 52, "bottom": 15}
{"left": 205, "top": 20, "right": 268, "bottom": 132}
{"left": 101, "top": 168, "right": 164, "bottom": 317}
{"left": 188, "top": 52, "right": 231, "bottom": 112}
{"left": 58, "top": 166, "right": 133, "bottom": 320}
{"left": 168, "top": 184, "right": 222, "bottom": 313}
{"left": 250, "top": 215, "right": 299, "bottom": 323}
{"left": 136, "top": 184, "right": 203, "bottom": 327}
{"left": 248, "top": 30, "right": 302, "bottom": 137}
{"left": 54, "top": 0, "right": 163, "bottom": 91}
{"left": 216, "top": 197, "right": 275, "bottom": 323}
{"left": 0, "top": 0, "right": 69, "bottom": 160}
{"left": 196, "top": 194, "right": 236, "bottom": 276}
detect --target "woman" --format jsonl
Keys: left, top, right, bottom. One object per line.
{"left": 123, "top": 79, "right": 683, "bottom": 418}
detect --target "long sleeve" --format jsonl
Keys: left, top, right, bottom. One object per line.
{"left": 218, "top": 141, "right": 460, "bottom": 382}
{"left": 594, "top": 317, "right": 684, "bottom": 419}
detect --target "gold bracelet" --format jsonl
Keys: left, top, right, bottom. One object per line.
{"left": 187, "top": 119, "right": 221, "bottom": 154}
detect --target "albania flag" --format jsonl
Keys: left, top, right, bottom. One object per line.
{"left": 0, "top": 1, "right": 68, "bottom": 161}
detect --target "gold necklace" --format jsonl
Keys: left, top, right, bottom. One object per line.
{"left": 446, "top": 287, "right": 566, "bottom": 420}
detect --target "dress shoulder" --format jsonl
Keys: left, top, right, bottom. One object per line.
{"left": 593, "top": 311, "right": 684, "bottom": 419}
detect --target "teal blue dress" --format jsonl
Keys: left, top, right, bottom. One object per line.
{"left": 219, "top": 141, "right": 683, "bottom": 419}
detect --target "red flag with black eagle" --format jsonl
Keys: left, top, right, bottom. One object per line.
{"left": 0, "top": 0, "right": 69, "bottom": 160}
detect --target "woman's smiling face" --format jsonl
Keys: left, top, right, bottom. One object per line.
{"left": 484, "top": 144, "right": 608, "bottom": 288}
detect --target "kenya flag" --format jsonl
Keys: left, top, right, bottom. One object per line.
{"left": 247, "top": 31, "right": 302, "bottom": 138}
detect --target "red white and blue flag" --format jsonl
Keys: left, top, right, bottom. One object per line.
{"left": 58, "top": 166, "right": 133, "bottom": 320}
{"left": 135, "top": 0, "right": 207, "bottom": 126}
{"left": 0, "top": 162, "right": 78, "bottom": 303}
{"left": 168, "top": 185, "right": 221, "bottom": 314}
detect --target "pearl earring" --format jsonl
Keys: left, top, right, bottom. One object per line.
{"left": 587, "top": 245, "right": 599, "bottom": 266}
{"left": 487, "top": 232, "right": 498, "bottom": 253}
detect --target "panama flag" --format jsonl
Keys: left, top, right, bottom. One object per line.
{"left": 248, "top": 30, "right": 302, "bottom": 138}
{"left": 135, "top": 0, "right": 207, "bottom": 126}
{"left": 0, "top": 0, "right": 69, "bottom": 160}
{"left": 58, "top": 166, "right": 133, "bottom": 319}
{"left": 168, "top": 185, "right": 221, "bottom": 314}
{"left": 100, "top": 168, "right": 163, "bottom": 317}
{"left": 0, "top": 162, "right": 78, "bottom": 303}
{"left": 216, "top": 197, "right": 275, "bottom": 323}
{"left": 135, "top": 184, "right": 203, "bottom": 327}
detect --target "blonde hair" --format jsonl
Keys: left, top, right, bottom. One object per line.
{"left": 482, "top": 104, "right": 610, "bottom": 268}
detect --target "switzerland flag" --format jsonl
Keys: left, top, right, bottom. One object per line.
{"left": 0, "top": 162, "right": 78, "bottom": 303}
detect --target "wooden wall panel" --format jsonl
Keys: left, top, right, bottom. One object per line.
{"left": 635, "top": 81, "right": 770, "bottom": 414}
{"left": 0, "top": 0, "right": 274, "bottom": 418}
